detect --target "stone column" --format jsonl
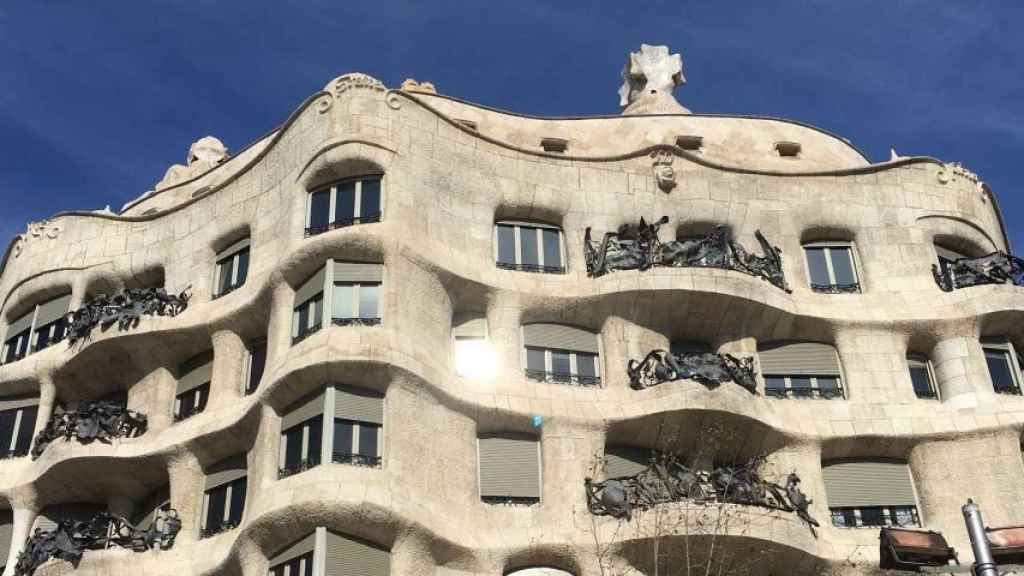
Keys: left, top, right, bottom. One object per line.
{"left": 932, "top": 337, "right": 989, "bottom": 407}
{"left": 2, "top": 507, "right": 35, "bottom": 576}
{"left": 33, "top": 375, "right": 58, "bottom": 444}
{"left": 910, "top": 430, "right": 1024, "bottom": 562}
{"left": 210, "top": 329, "right": 246, "bottom": 406}
{"left": 487, "top": 291, "right": 522, "bottom": 384}
{"left": 167, "top": 452, "right": 206, "bottom": 545}
{"left": 266, "top": 280, "right": 294, "bottom": 380}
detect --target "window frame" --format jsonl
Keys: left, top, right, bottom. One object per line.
{"left": 212, "top": 239, "right": 250, "bottom": 299}
{"left": 331, "top": 281, "right": 382, "bottom": 327}
{"left": 200, "top": 475, "right": 247, "bottom": 538}
{"left": 453, "top": 317, "right": 489, "bottom": 378}
{"left": 2, "top": 293, "right": 72, "bottom": 364}
{"left": 802, "top": 241, "right": 861, "bottom": 294}
{"left": 522, "top": 346, "right": 601, "bottom": 386}
{"left": 829, "top": 505, "right": 921, "bottom": 528}
{"left": 763, "top": 374, "right": 844, "bottom": 399}
{"left": 494, "top": 220, "right": 566, "bottom": 274}
{"left": 304, "top": 174, "right": 384, "bottom": 237}
{"left": 982, "top": 339, "right": 1023, "bottom": 395}
{"left": 244, "top": 339, "right": 267, "bottom": 395}
{"left": 0, "top": 399, "right": 39, "bottom": 459}
{"left": 173, "top": 382, "right": 210, "bottom": 422}
{"left": 278, "top": 415, "right": 324, "bottom": 478}
{"left": 476, "top": 434, "right": 543, "bottom": 506}
{"left": 906, "top": 353, "right": 939, "bottom": 400}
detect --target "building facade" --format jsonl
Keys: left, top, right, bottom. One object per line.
{"left": 1, "top": 45, "right": 1023, "bottom": 575}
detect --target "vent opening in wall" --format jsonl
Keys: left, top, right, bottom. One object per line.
{"left": 540, "top": 138, "right": 568, "bottom": 154}
{"left": 775, "top": 141, "right": 802, "bottom": 158}
{"left": 455, "top": 119, "right": 478, "bottom": 131}
{"left": 675, "top": 135, "right": 703, "bottom": 151}
{"left": 142, "top": 208, "right": 160, "bottom": 216}
{"left": 190, "top": 186, "right": 211, "bottom": 198}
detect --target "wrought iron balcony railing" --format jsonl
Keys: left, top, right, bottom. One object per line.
{"left": 933, "top": 251, "right": 1024, "bottom": 292}
{"left": 331, "top": 317, "right": 382, "bottom": 327}
{"left": 277, "top": 458, "right": 321, "bottom": 479}
{"left": 496, "top": 261, "right": 566, "bottom": 274}
{"left": 32, "top": 401, "right": 148, "bottom": 459}
{"left": 764, "top": 385, "right": 844, "bottom": 400}
{"left": 304, "top": 212, "right": 382, "bottom": 237}
{"left": 200, "top": 521, "right": 237, "bottom": 539}
{"left": 291, "top": 324, "right": 323, "bottom": 345}
{"left": 481, "top": 496, "right": 540, "bottom": 506}
{"left": 524, "top": 369, "right": 601, "bottom": 387}
{"left": 332, "top": 452, "right": 382, "bottom": 468}
{"left": 994, "top": 383, "right": 1023, "bottom": 396}
{"left": 810, "top": 282, "right": 861, "bottom": 294}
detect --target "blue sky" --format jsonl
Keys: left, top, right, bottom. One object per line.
{"left": 1, "top": 1, "right": 1022, "bottom": 249}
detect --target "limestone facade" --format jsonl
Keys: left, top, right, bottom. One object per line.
{"left": 0, "top": 53, "right": 1021, "bottom": 576}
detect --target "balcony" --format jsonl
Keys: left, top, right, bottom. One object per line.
{"left": 304, "top": 212, "right": 382, "bottom": 238}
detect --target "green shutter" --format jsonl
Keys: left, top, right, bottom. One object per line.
{"left": 478, "top": 433, "right": 540, "bottom": 498}
{"left": 522, "top": 324, "right": 599, "bottom": 354}
{"left": 269, "top": 532, "right": 317, "bottom": 568}
{"left": 822, "top": 460, "right": 917, "bottom": 508}
{"left": 324, "top": 530, "right": 390, "bottom": 576}
{"left": 282, "top": 391, "right": 326, "bottom": 430}
{"left": 204, "top": 454, "right": 247, "bottom": 490}
{"left": 605, "top": 445, "right": 649, "bottom": 478}
{"left": 34, "top": 294, "right": 72, "bottom": 327}
{"left": 332, "top": 262, "right": 382, "bottom": 283}
{"left": 334, "top": 385, "right": 383, "bottom": 424}
{"left": 758, "top": 341, "right": 841, "bottom": 376}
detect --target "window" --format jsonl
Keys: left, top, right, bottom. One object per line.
{"left": 822, "top": 460, "right": 920, "bottom": 529}
{"left": 803, "top": 243, "right": 860, "bottom": 293}
{"left": 758, "top": 341, "right": 844, "bottom": 399}
{"left": 245, "top": 339, "right": 267, "bottom": 395}
{"left": 453, "top": 317, "right": 492, "bottom": 378}
{"left": 271, "top": 528, "right": 390, "bottom": 576}
{"left": 213, "top": 238, "right": 250, "bottom": 298}
{"left": 478, "top": 433, "right": 541, "bottom": 506}
{"left": 2, "top": 293, "right": 71, "bottom": 363}
{"left": 293, "top": 262, "right": 384, "bottom": 344}
{"left": 0, "top": 396, "right": 38, "bottom": 459}
{"left": 268, "top": 533, "right": 316, "bottom": 576}
{"left": 522, "top": 324, "right": 601, "bottom": 386}
{"left": 293, "top": 268, "right": 325, "bottom": 344}
{"left": 495, "top": 221, "right": 565, "bottom": 274}
{"left": 907, "top": 354, "right": 938, "bottom": 399}
{"left": 982, "top": 339, "right": 1022, "bottom": 395}
{"left": 201, "top": 454, "right": 247, "bottom": 538}
{"left": 174, "top": 352, "right": 212, "bottom": 422}
{"left": 935, "top": 245, "right": 968, "bottom": 280}
{"left": 305, "top": 175, "right": 383, "bottom": 237}
{"left": 278, "top": 386, "right": 384, "bottom": 479}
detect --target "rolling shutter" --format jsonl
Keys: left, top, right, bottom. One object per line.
{"left": 34, "top": 294, "right": 72, "bottom": 327}
{"left": 325, "top": 530, "right": 390, "bottom": 576}
{"left": 453, "top": 317, "right": 487, "bottom": 339}
{"left": 333, "top": 262, "right": 383, "bottom": 283}
{"left": 269, "top": 532, "right": 317, "bottom": 568}
{"left": 5, "top": 311, "right": 33, "bottom": 339}
{"left": 204, "top": 454, "right": 247, "bottom": 490}
{"left": 523, "top": 324, "right": 599, "bottom": 354}
{"left": 334, "top": 386, "right": 383, "bottom": 425}
{"left": 0, "top": 509, "right": 12, "bottom": 566}
{"left": 282, "top": 391, "right": 326, "bottom": 430}
{"left": 216, "top": 237, "right": 250, "bottom": 261}
{"left": 822, "top": 460, "right": 917, "bottom": 508}
{"left": 177, "top": 352, "right": 213, "bottom": 394}
{"left": 605, "top": 445, "right": 649, "bottom": 478}
{"left": 758, "top": 342, "right": 841, "bottom": 376}
{"left": 0, "top": 396, "right": 39, "bottom": 412}
{"left": 478, "top": 433, "right": 540, "bottom": 498}
{"left": 295, "top": 267, "right": 327, "bottom": 305}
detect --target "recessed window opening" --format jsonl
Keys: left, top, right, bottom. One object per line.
{"left": 292, "top": 268, "right": 326, "bottom": 345}
{"left": 2, "top": 292, "right": 72, "bottom": 364}
{"left": 823, "top": 460, "right": 920, "bottom": 529}
{"left": 453, "top": 317, "right": 494, "bottom": 379}
{"left": 906, "top": 354, "right": 938, "bottom": 400}
{"left": 775, "top": 141, "right": 802, "bottom": 158}
{"left": 540, "top": 137, "right": 568, "bottom": 153}
{"left": 455, "top": 119, "right": 478, "bottom": 131}
{"left": 305, "top": 175, "right": 382, "bottom": 237}
{"left": 495, "top": 221, "right": 565, "bottom": 274}
{"left": 201, "top": 454, "right": 247, "bottom": 538}
{"left": 675, "top": 135, "right": 703, "bottom": 151}
{"left": 174, "top": 351, "right": 212, "bottom": 422}
{"left": 269, "top": 528, "right": 391, "bottom": 576}
{"left": 478, "top": 432, "right": 541, "bottom": 506}
{"left": 982, "top": 339, "right": 1022, "bottom": 396}
{"left": 332, "top": 262, "right": 382, "bottom": 327}
{"left": 244, "top": 339, "right": 267, "bottom": 395}
{"left": 212, "top": 237, "right": 250, "bottom": 298}
{"left": 522, "top": 324, "right": 601, "bottom": 387}
{"left": 0, "top": 396, "right": 39, "bottom": 459}
{"left": 758, "top": 341, "right": 845, "bottom": 399}
{"left": 804, "top": 242, "right": 861, "bottom": 293}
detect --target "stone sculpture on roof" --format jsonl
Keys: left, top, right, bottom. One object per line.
{"left": 154, "top": 136, "right": 228, "bottom": 191}
{"left": 619, "top": 44, "right": 690, "bottom": 115}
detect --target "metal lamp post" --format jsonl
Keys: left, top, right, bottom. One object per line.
{"left": 963, "top": 498, "right": 999, "bottom": 576}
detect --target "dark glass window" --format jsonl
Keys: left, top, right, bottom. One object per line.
{"left": 246, "top": 341, "right": 267, "bottom": 394}
{"left": 551, "top": 350, "right": 571, "bottom": 381}
{"left": 293, "top": 293, "right": 323, "bottom": 341}
{"left": 542, "top": 228, "right": 562, "bottom": 269}
{"left": 336, "top": 181, "right": 356, "bottom": 223}
{"left": 14, "top": 405, "right": 37, "bottom": 456}
{"left": 4, "top": 330, "right": 29, "bottom": 363}
{"left": 282, "top": 425, "right": 304, "bottom": 471}
{"left": 0, "top": 410, "right": 16, "bottom": 457}
{"left": 333, "top": 419, "right": 354, "bottom": 458}
{"left": 358, "top": 284, "right": 380, "bottom": 319}
{"left": 526, "top": 347, "right": 546, "bottom": 377}
{"left": 764, "top": 376, "right": 786, "bottom": 397}
{"left": 216, "top": 255, "right": 234, "bottom": 295}
{"left": 859, "top": 507, "right": 884, "bottom": 526}
{"left": 235, "top": 248, "right": 249, "bottom": 286}
{"left": 360, "top": 177, "right": 381, "bottom": 218}
{"left": 908, "top": 357, "right": 937, "bottom": 398}
{"left": 204, "top": 486, "right": 226, "bottom": 531}
{"left": 817, "top": 376, "right": 840, "bottom": 398}
{"left": 497, "top": 225, "right": 516, "bottom": 266}
{"left": 203, "top": 476, "right": 246, "bottom": 536}
{"left": 805, "top": 248, "right": 831, "bottom": 287}
{"left": 576, "top": 353, "right": 597, "bottom": 381}
{"left": 830, "top": 249, "right": 857, "bottom": 286}
{"left": 271, "top": 551, "right": 314, "bottom": 576}
{"left": 358, "top": 423, "right": 380, "bottom": 458}
{"left": 790, "top": 376, "right": 813, "bottom": 397}
{"left": 227, "top": 478, "right": 246, "bottom": 525}
{"left": 308, "top": 189, "right": 331, "bottom": 231}
{"left": 34, "top": 320, "right": 66, "bottom": 352}
{"left": 175, "top": 383, "right": 210, "bottom": 421}
{"left": 520, "top": 227, "right": 540, "bottom": 268}
{"left": 805, "top": 245, "right": 860, "bottom": 292}
{"left": 985, "top": 348, "right": 1020, "bottom": 394}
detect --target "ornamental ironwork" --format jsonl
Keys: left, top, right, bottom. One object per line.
{"left": 933, "top": 252, "right": 1024, "bottom": 292}
{"left": 810, "top": 282, "right": 861, "bottom": 294}
{"left": 304, "top": 211, "right": 382, "bottom": 237}
{"left": 584, "top": 453, "right": 819, "bottom": 531}
{"left": 524, "top": 369, "right": 601, "bottom": 387}
{"left": 14, "top": 509, "right": 181, "bottom": 576}
{"left": 31, "top": 400, "right": 148, "bottom": 459}
{"left": 332, "top": 452, "right": 383, "bottom": 468}
{"left": 584, "top": 216, "right": 790, "bottom": 292}
{"left": 65, "top": 287, "right": 190, "bottom": 345}
{"left": 627, "top": 349, "right": 757, "bottom": 393}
